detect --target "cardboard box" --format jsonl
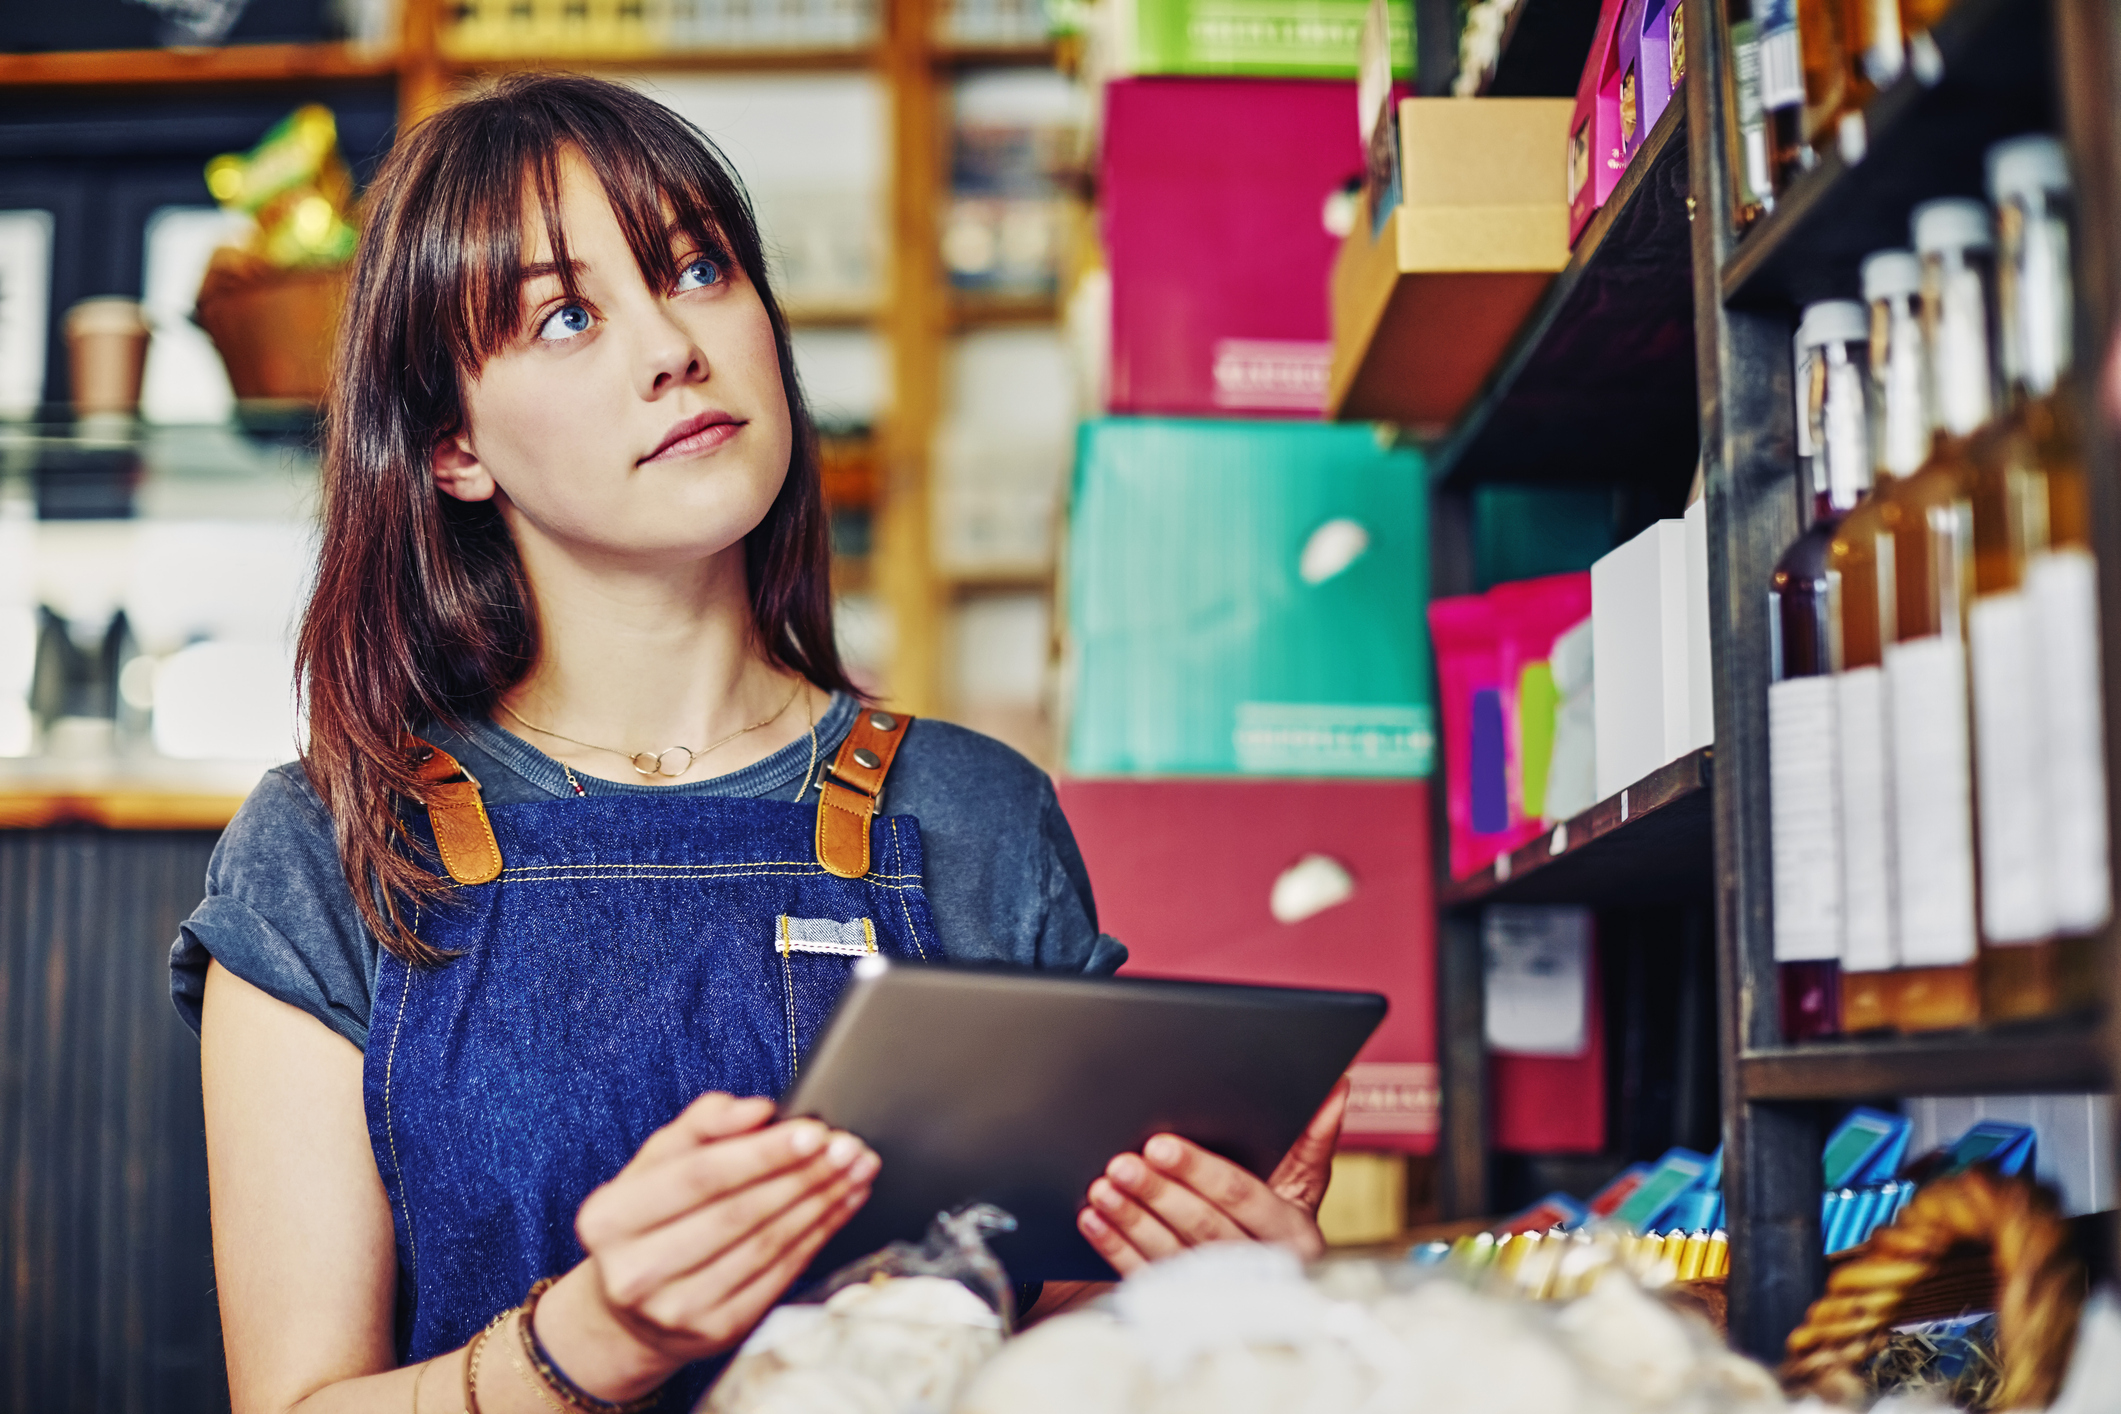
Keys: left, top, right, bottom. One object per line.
{"left": 1056, "top": 776, "right": 1439, "bottom": 1152}
{"left": 1590, "top": 518, "right": 1694, "bottom": 799}
{"left": 1684, "top": 497, "right": 1713, "bottom": 752}
{"left": 1103, "top": 78, "right": 1359, "bottom": 418}
{"left": 1099, "top": 0, "right": 1414, "bottom": 78}
{"left": 1065, "top": 417, "right": 1431, "bottom": 777}
{"left": 1607, "top": 0, "right": 1650, "bottom": 173}
{"left": 1327, "top": 97, "right": 1574, "bottom": 432}
{"left": 1567, "top": 0, "right": 1630, "bottom": 245}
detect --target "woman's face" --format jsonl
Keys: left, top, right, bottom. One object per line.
{"left": 433, "top": 149, "right": 794, "bottom": 570}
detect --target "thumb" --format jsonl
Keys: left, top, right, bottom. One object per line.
{"left": 1269, "top": 1076, "right": 1350, "bottom": 1213}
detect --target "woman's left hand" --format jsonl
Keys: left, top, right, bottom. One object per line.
{"left": 1077, "top": 1076, "right": 1351, "bottom": 1275}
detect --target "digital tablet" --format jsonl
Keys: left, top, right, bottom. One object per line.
{"left": 779, "top": 958, "right": 1387, "bottom": 1282}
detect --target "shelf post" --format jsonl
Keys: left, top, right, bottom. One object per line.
{"left": 1685, "top": 0, "right": 1818, "bottom": 1361}
{"left": 397, "top": 0, "right": 450, "bottom": 128}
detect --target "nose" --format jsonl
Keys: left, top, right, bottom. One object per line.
{"left": 638, "top": 303, "right": 707, "bottom": 398}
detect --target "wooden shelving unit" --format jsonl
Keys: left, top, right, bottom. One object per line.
{"left": 1421, "top": 0, "right": 2121, "bottom": 1370}
{"left": 1422, "top": 95, "right": 1697, "bottom": 492}
{"left": 1438, "top": 748, "right": 1714, "bottom": 908}
{"left": 0, "top": 40, "right": 399, "bottom": 86}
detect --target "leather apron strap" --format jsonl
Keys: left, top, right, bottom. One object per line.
{"left": 411, "top": 739, "right": 505, "bottom": 885}
{"left": 814, "top": 708, "right": 913, "bottom": 879}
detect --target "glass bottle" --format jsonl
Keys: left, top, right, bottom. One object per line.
{"left": 1758, "top": 0, "right": 1815, "bottom": 193}
{"left": 1839, "top": 0, "right": 1906, "bottom": 107}
{"left": 1828, "top": 249, "right": 1926, "bottom": 1033}
{"left": 1973, "top": 135, "right": 2110, "bottom": 1017}
{"left": 1799, "top": 0, "right": 1851, "bottom": 155}
{"left": 1772, "top": 300, "right": 1873, "bottom": 1041}
{"left": 1880, "top": 199, "right": 1995, "bottom": 1033}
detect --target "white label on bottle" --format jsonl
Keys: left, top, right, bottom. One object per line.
{"left": 1886, "top": 635, "right": 1979, "bottom": 965}
{"left": 1969, "top": 591, "right": 2054, "bottom": 943}
{"left": 1759, "top": 27, "right": 1803, "bottom": 111}
{"left": 1935, "top": 262, "right": 1995, "bottom": 434}
{"left": 2031, "top": 548, "right": 2113, "bottom": 931}
{"left": 1770, "top": 676, "right": 1842, "bottom": 962}
{"left": 1838, "top": 666, "right": 1898, "bottom": 971}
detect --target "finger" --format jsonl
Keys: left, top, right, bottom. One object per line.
{"left": 1077, "top": 1206, "right": 1149, "bottom": 1277}
{"left": 1101, "top": 1152, "right": 1249, "bottom": 1248}
{"left": 581, "top": 1122, "right": 857, "bottom": 1246}
{"left": 640, "top": 1168, "right": 875, "bottom": 1350}
{"left": 1084, "top": 1175, "right": 1187, "bottom": 1262}
{"left": 1268, "top": 1077, "right": 1350, "bottom": 1211}
{"left": 628, "top": 1093, "right": 777, "bottom": 1168}
{"left": 597, "top": 1144, "right": 879, "bottom": 1306}
{"left": 1140, "top": 1135, "right": 1310, "bottom": 1245}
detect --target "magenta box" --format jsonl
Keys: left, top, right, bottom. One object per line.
{"left": 1604, "top": 0, "right": 1650, "bottom": 173}
{"left": 1100, "top": 77, "right": 1363, "bottom": 418}
{"left": 1639, "top": 0, "right": 1686, "bottom": 137}
{"left": 1568, "top": 0, "right": 1629, "bottom": 245}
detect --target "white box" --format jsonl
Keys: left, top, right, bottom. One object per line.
{"left": 1684, "top": 497, "right": 1715, "bottom": 751}
{"left": 1591, "top": 518, "right": 1692, "bottom": 799}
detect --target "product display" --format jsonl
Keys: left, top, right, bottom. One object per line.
{"left": 1567, "top": 0, "right": 1632, "bottom": 244}
{"left": 1085, "top": 0, "right": 1413, "bottom": 79}
{"left": 1590, "top": 516, "right": 1711, "bottom": 801}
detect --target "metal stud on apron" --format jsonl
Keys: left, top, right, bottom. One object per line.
{"left": 361, "top": 710, "right": 936, "bottom": 1405}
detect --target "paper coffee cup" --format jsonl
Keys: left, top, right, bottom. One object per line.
{"left": 65, "top": 297, "right": 151, "bottom": 417}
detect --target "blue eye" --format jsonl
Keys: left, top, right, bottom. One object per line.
{"left": 537, "top": 303, "right": 594, "bottom": 341}
{"left": 675, "top": 257, "right": 724, "bottom": 292}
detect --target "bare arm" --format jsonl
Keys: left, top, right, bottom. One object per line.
{"left": 201, "top": 959, "right": 876, "bottom": 1413}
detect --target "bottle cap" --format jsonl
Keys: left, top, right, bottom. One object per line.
{"left": 1987, "top": 134, "right": 2071, "bottom": 203}
{"left": 1798, "top": 299, "right": 1867, "bottom": 348}
{"left": 1862, "top": 249, "right": 1922, "bottom": 303}
{"left": 1912, "top": 197, "right": 1994, "bottom": 254}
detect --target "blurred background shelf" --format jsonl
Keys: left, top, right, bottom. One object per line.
{"left": 0, "top": 41, "right": 398, "bottom": 86}
{"left": 1720, "top": 0, "right": 2054, "bottom": 307}
{"left": 1423, "top": 96, "right": 1696, "bottom": 494}
{"left": 1740, "top": 1020, "right": 2111, "bottom": 1101}
{"left": 1439, "top": 747, "right": 1713, "bottom": 907}
{"left": 441, "top": 45, "right": 880, "bottom": 74}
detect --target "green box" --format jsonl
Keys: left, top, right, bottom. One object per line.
{"left": 1066, "top": 417, "right": 1431, "bottom": 777}
{"left": 1115, "top": 0, "right": 1414, "bottom": 78}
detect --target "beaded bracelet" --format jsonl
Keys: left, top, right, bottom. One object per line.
{"left": 517, "top": 1276, "right": 664, "bottom": 1414}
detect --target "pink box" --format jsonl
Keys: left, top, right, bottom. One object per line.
{"left": 1055, "top": 777, "right": 1438, "bottom": 1152}
{"left": 1639, "top": 0, "right": 1687, "bottom": 137}
{"left": 1101, "top": 78, "right": 1364, "bottom": 418}
{"left": 1606, "top": 0, "right": 1651, "bottom": 173}
{"left": 1567, "top": 0, "right": 1629, "bottom": 245}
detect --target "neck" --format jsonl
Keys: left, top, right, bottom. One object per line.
{"left": 496, "top": 521, "right": 821, "bottom": 785}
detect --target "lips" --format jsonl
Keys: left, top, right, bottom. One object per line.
{"left": 641, "top": 409, "right": 745, "bottom": 464}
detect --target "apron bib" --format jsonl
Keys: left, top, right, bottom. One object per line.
{"left": 362, "top": 715, "right": 937, "bottom": 1405}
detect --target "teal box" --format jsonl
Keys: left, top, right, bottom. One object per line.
{"left": 1066, "top": 417, "right": 1431, "bottom": 777}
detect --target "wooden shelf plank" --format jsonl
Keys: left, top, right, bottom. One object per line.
{"left": 0, "top": 41, "right": 399, "bottom": 86}
{"left": 1438, "top": 746, "right": 1713, "bottom": 907}
{"left": 930, "top": 40, "right": 1061, "bottom": 68}
{"left": 442, "top": 45, "right": 878, "bottom": 74}
{"left": 948, "top": 289, "right": 1059, "bottom": 327}
{"left": 1720, "top": 0, "right": 2054, "bottom": 308}
{"left": 1478, "top": 0, "right": 1602, "bottom": 98}
{"left": 1422, "top": 95, "right": 1697, "bottom": 491}
{"left": 1740, "top": 1018, "right": 2110, "bottom": 1100}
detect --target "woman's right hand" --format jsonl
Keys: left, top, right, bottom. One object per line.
{"left": 529, "top": 1092, "right": 878, "bottom": 1401}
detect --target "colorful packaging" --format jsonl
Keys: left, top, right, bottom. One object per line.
{"left": 1100, "top": 0, "right": 1414, "bottom": 78}
{"left": 1066, "top": 417, "right": 1430, "bottom": 777}
{"left": 1428, "top": 572, "right": 1593, "bottom": 878}
{"left": 1567, "top": 0, "right": 1630, "bottom": 245}
{"left": 1101, "top": 79, "right": 1360, "bottom": 418}
{"left": 1638, "top": 0, "right": 1687, "bottom": 139}
{"left": 1056, "top": 777, "right": 1438, "bottom": 1152}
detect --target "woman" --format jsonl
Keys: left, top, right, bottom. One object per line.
{"left": 170, "top": 73, "right": 1345, "bottom": 1413}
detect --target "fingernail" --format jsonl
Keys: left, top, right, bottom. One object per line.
{"left": 788, "top": 1123, "right": 825, "bottom": 1156}
{"left": 1111, "top": 1155, "right": 1143, "bottom": 1185}
{"left": 826, "top": 1133, "right": 861, "bottom": 1167}
{"left": 1146, "top": 1136, "right": 1181, "bottom": 1165}
{"left": 1090, "top": 1180, "right": 1119, "bottom": 1210}
{"left": 1079, "top": 1208, "right": 1106, "bottom": 1234}
{"left": 849, "top": 1150, "right": 880, "bottom": 1182}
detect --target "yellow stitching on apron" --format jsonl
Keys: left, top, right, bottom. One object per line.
{"left": 493, "top": 869, "right": 926, "bottom": 887}
{"left": 381, "top": 917, "right": 419, "bottom": 1277}
{"left": 861, "top": 918, "right": 876, "bottom": 953}
{"left": 888, "top": 818, "right": 928, "bottom": 961}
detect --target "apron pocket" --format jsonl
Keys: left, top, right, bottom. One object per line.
{"left": 775, "top": 916, "right": 878, "bottom": 1076}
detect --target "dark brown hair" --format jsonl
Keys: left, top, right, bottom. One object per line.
{"left": 298, "top": 72, "right": 853, "bottom": 963}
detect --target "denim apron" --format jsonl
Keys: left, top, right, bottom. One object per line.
{"left": 362, "top": 763, "right": 940, "bottom": 1406}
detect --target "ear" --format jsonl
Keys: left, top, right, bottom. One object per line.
{"left": 431, "top": 429, "right": 498, "bottom": 503}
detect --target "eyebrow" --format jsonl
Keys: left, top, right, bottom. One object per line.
{"left": 516, "top": 259, "right": 584, "bottom": 285}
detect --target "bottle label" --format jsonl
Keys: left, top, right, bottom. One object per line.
{"left": 1770, "top": 676, "right": 1843, "bottom": 962}
{"left": 1837, "top": 666, "right": 1897, "bottom": 971}
{"left": 1759, "top": 25, "right": 1804, "bottom": 111}
{"left": 1825, "top": 354, "right": 1871, "bottom": 507}
{"left": 1885, "top": 635, "right": 1979, "bottom": 965}
{"left": 1969, "top": 591, "right": 2054, "bottom": 942}
{"left": 2030, "top": 548, "right": 2113, "bottom": 931}
{"left": 1934, "top": 260, "right": 1995, "bottom": 434}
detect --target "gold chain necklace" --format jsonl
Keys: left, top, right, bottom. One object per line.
{"left": 500, "top": 679, "right": 803, "bottom": 778}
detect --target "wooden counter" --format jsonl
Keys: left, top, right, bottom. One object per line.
{"left": 0, "top": 760, "right": 262, "bottom": 831}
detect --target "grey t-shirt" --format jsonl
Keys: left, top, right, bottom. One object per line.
{"left": 170, "top": 693, "right": 1126, "bottom": 1049}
